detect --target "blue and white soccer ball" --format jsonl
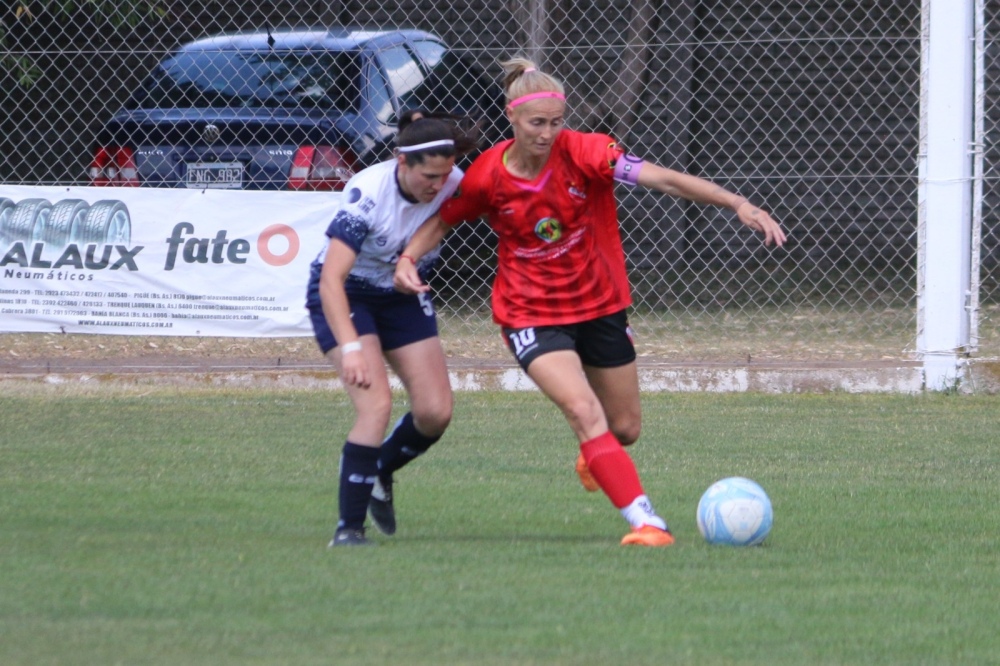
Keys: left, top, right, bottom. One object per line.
{"left": 697, "top": 477, "right": 773, "bottom": 546}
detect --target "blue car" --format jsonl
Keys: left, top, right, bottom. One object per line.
{"left": 88, "top": 27, "right": 505, "bottom": 190}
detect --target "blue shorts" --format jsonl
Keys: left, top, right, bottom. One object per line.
{"left": 308, "top": 282, "right": 439, "bottom": 354}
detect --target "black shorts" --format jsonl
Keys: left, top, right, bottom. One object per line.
{"left": 501, "top": 310, "right": 636, "bottom": 371}
{"left": 308, "top": 284, "right": 439, "bottom": 354}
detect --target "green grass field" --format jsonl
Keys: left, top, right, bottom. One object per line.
{"left": 1, "top": 387, "right": 998, "bottom": 665}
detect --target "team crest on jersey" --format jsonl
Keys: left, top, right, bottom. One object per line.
{"left": 535, "top": 217, "right": 562, "bottom": 242}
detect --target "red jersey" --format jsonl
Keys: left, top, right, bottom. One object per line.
{"left": 439, "top": 129, "right": 632, "bottom": 328}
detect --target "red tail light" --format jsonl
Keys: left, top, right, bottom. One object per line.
{"left": 88, "top": 146, "right": 139, "bottom": 186}
{"left": 288, "top": 145, "right": 356, "bottom": 191}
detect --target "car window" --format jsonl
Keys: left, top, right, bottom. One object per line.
{"left": 404, "top": 51, "right": 493, "bottom": 116}
{"left": 410, "top": 40, "right": 446, "bottom": 69}
{"left": 126, "top": 49, "right": 362, "bottom": 111}
{"left": 376, "top": 46, "right": 425, "bottom": 112}
{"left": 399, "top": 50, "right": 507, "bottom": 149}
{"left": 365, "top": 63, "right": 394, "bottom": 124}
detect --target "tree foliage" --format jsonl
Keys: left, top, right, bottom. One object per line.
{"left": 1, "top": 1, "right": 169, "bottom": 86}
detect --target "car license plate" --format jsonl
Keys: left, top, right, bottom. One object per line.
{"left": 185, "top": 162, "right": 243, "bottom": 189}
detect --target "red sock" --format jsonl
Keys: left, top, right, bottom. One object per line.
{"left": 580, "top": 431, "right": 645, "bottom": 509}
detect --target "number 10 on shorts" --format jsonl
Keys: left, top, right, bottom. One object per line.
{"left": 508, "top": 328, "right": 537, "bottom": 358}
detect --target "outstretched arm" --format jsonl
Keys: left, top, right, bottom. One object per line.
{"left": 636, "top": 163, "right": 786, "bottom": 247}
{"left": 393, "top": 213, "right": 452, "bottom": 294}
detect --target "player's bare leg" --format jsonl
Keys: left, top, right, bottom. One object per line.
{"left": 369, "top": 336, "right": 453, "bottom": 534}
{"left": 334, "top": 333, "right": 393, "bottom": 445}
{"left": 525, "top": 350, "right": 608, "bottom": 441}
{"left": 525, "top": 351, "right": 672, "bottom": 546}
{"left": 328, "top": 334, "right": 390, "bottom": 546}
{"left": 573, "top": 362, "right": 642, "bottom": 490}
{"left": 584, "top": 361, "right": 642, "bottom": 445}
{"left": 385, "top": 336, "right": 453, "bottom": 438}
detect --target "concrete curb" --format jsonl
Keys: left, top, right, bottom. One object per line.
{"left": 1, "top": 357, "right": 956, "bottom": 393}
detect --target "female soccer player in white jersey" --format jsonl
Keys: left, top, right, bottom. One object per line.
{"left": 395, "top": 61, "right": 785, "bottom": 547}
{"left": 306, "top": 111, "right": 477, "bottom": 546}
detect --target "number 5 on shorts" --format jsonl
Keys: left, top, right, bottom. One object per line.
{"left": 418, "top": 292, "right": 435, "bottom": 317}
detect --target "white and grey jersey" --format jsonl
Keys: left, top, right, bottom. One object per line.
{"left": 314, "top": 159, "right": 463, "bottom": 291}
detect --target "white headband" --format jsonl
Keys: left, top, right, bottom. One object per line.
{"left": 397, "top": 139, "right": 455, "bottom": 153}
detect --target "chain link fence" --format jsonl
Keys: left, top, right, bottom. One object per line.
{"left": 981, "top": 0, "right": 1000, "bottom": 358}
{"left": 2, "top": 1, "right": 997, "bottom": 362}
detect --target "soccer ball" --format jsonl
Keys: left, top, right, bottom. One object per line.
{"left": 697, "top": 477, "right": 773, "bottom": 546}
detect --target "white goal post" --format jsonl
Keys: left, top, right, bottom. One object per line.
{"left": 918, "top": 0, "right": 981, "bottom": 389}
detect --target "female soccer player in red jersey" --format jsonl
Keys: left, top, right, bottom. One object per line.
{"left": 394, "top": 59, "right": 786, "bottom": 547}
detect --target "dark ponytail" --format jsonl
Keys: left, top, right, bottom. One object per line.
{"left": 396, "top": 108, "right": 480, "bottom": 165}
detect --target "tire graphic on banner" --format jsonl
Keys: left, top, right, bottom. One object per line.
{"left": 76, "top": 200, "right": 131, "bottom": 246}
{"left": 1, "top": 198, "right": 51, "bottom": 245}
{"left": 0, "top": 197, "right": 131, "bottom": 250}
{"left": 0, "top": 198, "right": 16, "bottom": 244}
{"left": 43, "top": 199, "right": 92, "bottom": 246}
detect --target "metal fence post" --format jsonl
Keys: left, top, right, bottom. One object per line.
{"left": 918, "top": 0, "right": 977, "bottom": 389}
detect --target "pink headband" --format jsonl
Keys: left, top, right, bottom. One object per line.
{"left": 509, "top": 91, "right": 566, "bottom": 108}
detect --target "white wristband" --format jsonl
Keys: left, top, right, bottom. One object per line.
{"left": 339, "top": 341, "right": 362, "bottom": 355}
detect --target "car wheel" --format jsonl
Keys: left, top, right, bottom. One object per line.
{"left": 74, "top": 200, "right": 131, "bottom": 246}
{"left": 43, "top": 199, "right": 91, "bottom": 248}
{"left": 1, "top": 198, "right": 52, "bottom": 245}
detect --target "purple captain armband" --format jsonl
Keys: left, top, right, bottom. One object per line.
{"left": 613, "top": 154, "right": 645, "bottom": 186}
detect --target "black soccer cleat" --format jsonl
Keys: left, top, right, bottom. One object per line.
{"left": 368, "top": 475, "right": 396, "bottom": 535}
{"left": 329, "top": 527, "right": 373, "bottom": 547}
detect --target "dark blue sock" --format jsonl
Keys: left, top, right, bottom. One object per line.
{"left": 378, "top": 412, "right": 440, "bottom": 477}
{"left": 338, "top": 442, "right": 379, "bottom": 530}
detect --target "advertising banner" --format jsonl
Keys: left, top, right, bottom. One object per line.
{"left": 0, "top": 186, "right": 337, "bottom": 337}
